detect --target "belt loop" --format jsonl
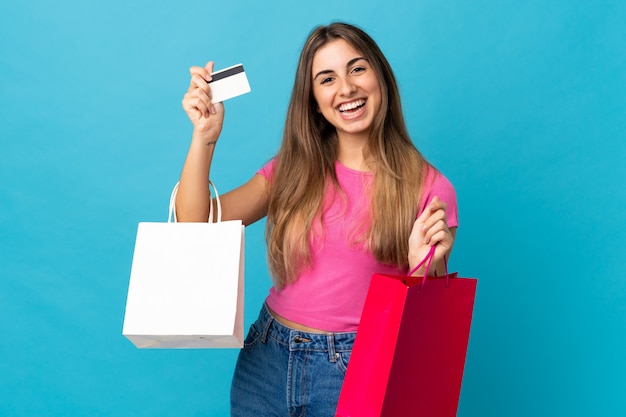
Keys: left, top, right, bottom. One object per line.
{"left": 261, "top": 306, "right": 274, "bottom": 344}
{"left": 327, "top": 333, "right": 337, "bottom": 362}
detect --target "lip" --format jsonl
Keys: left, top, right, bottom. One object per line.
{"left": 336, "top": 98, "right": 367, "bottom": 112}
{"left": 335, "top": 99, "right": 368, "bottom": 121}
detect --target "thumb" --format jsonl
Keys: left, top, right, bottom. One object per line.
{"left": 428, "top": 195, "right": 441, "bottom": 211}
{"left": 206, "top": 61, "right": 215, "bottom": 75}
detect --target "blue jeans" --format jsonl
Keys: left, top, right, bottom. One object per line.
{"left": 230, "top": 303, "right": 356, "bottom": 417}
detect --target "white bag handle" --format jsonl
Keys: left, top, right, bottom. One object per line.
{"left": 168, "top": 180, "right": 222, "bottom": 223}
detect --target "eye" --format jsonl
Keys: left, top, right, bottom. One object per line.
{"left": 320, "top": 76, "right": 335, "bottom": 85}
{"left": 351, "top": 66, "right": 367, "bottom": 74}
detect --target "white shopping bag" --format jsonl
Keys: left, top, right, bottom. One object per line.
{"left": 123, "top": 182, "right": 245, "bottom": 348}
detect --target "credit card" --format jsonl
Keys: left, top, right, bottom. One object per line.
{"left": 208, "top": 64, "right": 251, "bottom": 103}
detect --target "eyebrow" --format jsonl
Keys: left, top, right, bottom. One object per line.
{"left": 313, "top": 57, "right": 368, "bottom": 80}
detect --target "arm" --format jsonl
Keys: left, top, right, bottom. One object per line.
{"left": 176, "top": 61, "right": 268, "bottom": 225}
{"left": 218, "top": 173, "right": 269, "bottom": 225}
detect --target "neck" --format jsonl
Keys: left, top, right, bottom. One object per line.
{"left": 336, "top": 132, "right": 372, "bottom": 172}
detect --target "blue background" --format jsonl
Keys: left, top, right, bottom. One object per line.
{"left": 1, "top": 0, "right": 624, "bottom": 415}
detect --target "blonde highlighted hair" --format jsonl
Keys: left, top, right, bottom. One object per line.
{"left": 267, "top": 22, "right": 429, "bottom": 288}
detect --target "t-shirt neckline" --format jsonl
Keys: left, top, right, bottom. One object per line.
{"left": 335, "top": 160, "right": 374, "bottom": 176}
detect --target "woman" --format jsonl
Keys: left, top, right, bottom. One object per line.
{"left": 178, "top": 22, "right": 457, "bottom": 417}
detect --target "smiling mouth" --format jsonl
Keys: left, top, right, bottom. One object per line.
{"left": 338, "top": 99, "right": 366, "bottom": 113}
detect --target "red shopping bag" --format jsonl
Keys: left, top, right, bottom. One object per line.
{"left": 335, "top": 247, "right": 477, "bottom": 417}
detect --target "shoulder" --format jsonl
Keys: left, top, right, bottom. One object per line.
{"left": 420, "top": 165, "right": 458, "bottom": 227}
{"left": 425, "top": 166, "right": 455, "bottom": 196}
{"left": 256, "top": 158, "right": 277, "bottom": 180}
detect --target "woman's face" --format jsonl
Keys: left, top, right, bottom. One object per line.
{"left": 311, "top": 39, "right": 382, "bottom": 142}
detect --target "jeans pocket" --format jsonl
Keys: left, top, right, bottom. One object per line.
{"left": 242, "top": 323, "right": 262, "bottom": 351}
{"left": 335, "top": 350, "right": 352, "bottom": 373}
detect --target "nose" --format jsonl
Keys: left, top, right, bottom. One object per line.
{"left": 338, "top": 77, "right": 357, "bottom": 96}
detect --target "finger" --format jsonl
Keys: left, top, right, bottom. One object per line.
{"left": 189, "top": 65, "right": 216, "bottom": 110}
{"left": 183, "top": 96, "right": 209, "bottom": 119}
{"left": 183, "top": 62, "right": 220, "bottom": 122}
{"left": 188, "top": 73, "right": 212, "bottom": 95}
{"left": 186, "top": 77, "right": 215, "bottom": 117}
{"left": 191, "top": 82, "right": 213, "bottom": 107}
{"left": 204, "top": 62, "right": 218, "bottom": 114}
{"left": 205, "top": 61, "right": 215, "bottom": 79}
{"left": 411, "top": 209, "right": 443, "bottom": 245}
{"left": 188, "top": 66, "right": 214, "bottom": 106}
{"left": 423, "top": 219, "right": 449, "bottom": 245}
{"left": 421, "top": 209, "right": 447, "bottom": 234}
{"left": 427, "top": 196, "right": 447, "bottom": 213}
{"left": 189, "top": 65, "right": 204, "bottom": 75}
{"left": 190, "top": 64, "right": 213, "bottom": 82}
{"left": 415, "top": 196, "right": 445, "bottom": 224}
{"left": 186, "top": 87, "right": 211, "bottom": 111}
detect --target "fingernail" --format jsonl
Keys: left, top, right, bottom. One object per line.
{"left": 210, "top": 105, "right": 216, "bottom": 114}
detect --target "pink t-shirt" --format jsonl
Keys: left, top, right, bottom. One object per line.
{"left": 257, "top": 159, "right": 458, "bottom": 332}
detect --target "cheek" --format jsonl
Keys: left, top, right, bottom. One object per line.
{"left": 364, "top": 75, "right": 382, "bottom": 97}
{"left": 369, "top": 83, "right": 383, "bottom": 110}
{"left": 311, "top": 89, "right": 323, "bottom": 112}
{"left": 316, "top": 97, "right": 336, "bottom": 118}
{"left": 313, "top": 89, "right": 329, "bottom": 106}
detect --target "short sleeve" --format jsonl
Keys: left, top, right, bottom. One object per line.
{"left": 418, "top": 167, "right": 458, "bottom": 228}
{"left": 256, "top": 158, "right": 277, "bottom": 181}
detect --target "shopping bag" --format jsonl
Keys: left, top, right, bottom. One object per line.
{"left": 335, "top": 246, "right": 477, "bottom": 417}
{"left": 122, "top": 181, "right": 245, "bottom": 349}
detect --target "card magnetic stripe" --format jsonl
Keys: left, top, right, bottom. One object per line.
{"left": 209, "top": 65, "right": 245, "bottom": 83}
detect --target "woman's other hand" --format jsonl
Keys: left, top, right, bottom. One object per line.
{"left": 408, "top": 196, "right": 456, "bottom": 276}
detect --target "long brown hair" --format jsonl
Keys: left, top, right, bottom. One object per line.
{"left": 267, "top": 22, "right": 429, "bottom": 288}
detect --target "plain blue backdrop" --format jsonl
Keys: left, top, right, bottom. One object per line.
{"left": 1, "top": 0, "right": 624, "bottom": 416}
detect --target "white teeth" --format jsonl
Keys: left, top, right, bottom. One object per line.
{"left": 338, "top": 99, "right": 365, "bottom": 112}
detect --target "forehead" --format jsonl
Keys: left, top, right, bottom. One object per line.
{"left": 311, "top": 39, "right": 364, "bottom": 73}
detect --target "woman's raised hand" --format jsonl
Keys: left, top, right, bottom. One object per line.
{"left": 181, "top": 61, "right": 225, "bottom": 138}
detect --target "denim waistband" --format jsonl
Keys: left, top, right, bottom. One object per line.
{"left": 257, "top": 303, "right": 356, "bottom": 359}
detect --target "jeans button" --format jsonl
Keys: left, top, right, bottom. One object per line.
{"left": 294, "top": 335, "right": 302, "bottom": 343}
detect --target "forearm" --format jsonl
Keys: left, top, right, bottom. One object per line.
{"left": 175, "top": 130, "right": 218, "bottom": 222}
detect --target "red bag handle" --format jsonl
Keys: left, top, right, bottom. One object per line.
{"left": 407, "top": 246, "right": 450, "bottom": 288}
